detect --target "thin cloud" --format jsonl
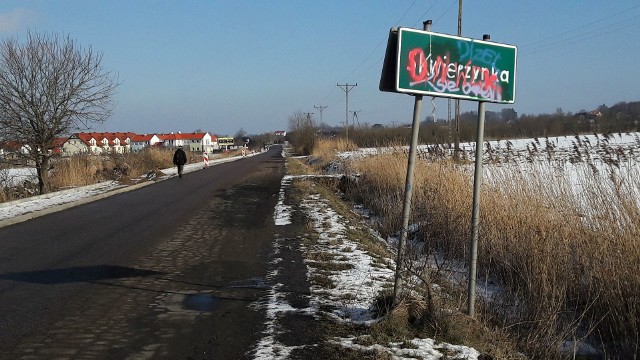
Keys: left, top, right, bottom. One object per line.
{"left": 0, "top": 8, "right": 39, "bottom": 34}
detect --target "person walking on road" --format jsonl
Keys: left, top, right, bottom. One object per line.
{"left": 173, "top": 145, "right": 187, "bottom": 178}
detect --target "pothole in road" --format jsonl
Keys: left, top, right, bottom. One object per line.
{"left": 154, "top": 290, "right": 220, "bottom": 318}
{"left": 183, "top": 293, "right": 219, "bottom": 312}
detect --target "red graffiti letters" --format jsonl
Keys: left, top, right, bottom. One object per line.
{"left": 406, "top": 48, "right": 429, "bottom": 83}
{"left": 404, "top": 47, "right": 510, "bottom": 101}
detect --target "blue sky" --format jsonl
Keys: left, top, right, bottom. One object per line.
{"left": 0, "top": 1, "right": 638, "bottom": 136}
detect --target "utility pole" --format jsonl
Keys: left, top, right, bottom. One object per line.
{"left": 314, "top": 105, "right": 327, "bottom": 124}
{"left": 303, "top": 112, "right": 314, "bottom": 127}
{"left": 454, "top": 0, "right": 463, "bottom": 160}
{"left": 314, "top": 105, "right": 328, "bottom": 135}
{"left": 337, "top": 83, "right": 357, "bottom": 142}
{"left": 351, "top": 110, "right": 362, "bottom": 128}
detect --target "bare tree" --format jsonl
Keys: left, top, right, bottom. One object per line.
{"left": 287, "top": 110, "right": 307, "bottom": 133}
{"left": 0, "top": 31, "right": 118, "bottom": 194}
{"left": 287, "top": 110, "right": 316, "bottom": 155}
{"left": 234, "top": 128, "right": 247, "bottom": 139}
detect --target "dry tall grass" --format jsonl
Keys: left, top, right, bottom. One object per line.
{"left": 48, "top": 155, "right": 102, "bottom": 189}
{"left": 312, "top": 138, "right": 356, "bottom": 160}
{"left": 115, "top": 147, "right": 175, "bottom": 179}
{"left": 348, "top": 150, "right": 640, "bottom": 358}
{"left": 48, "top": 147, "right": 175, "bottom": 190}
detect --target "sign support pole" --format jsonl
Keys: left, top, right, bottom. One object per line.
{"left": 393, "top": 20, "right": 431, "bottom": 306}
{"left": 467, "top": 34, "right": 490, "bottom": 318}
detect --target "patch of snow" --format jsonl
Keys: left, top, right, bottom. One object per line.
{"left": 252, "top": 237, "right": 318, "bottom": 360}
{"left": 0, "top": 180, "right": 123, "bottom": 221}
{"left": 255, "top": 175, "right": 480, "bottom": 359}
{"left": 273, "top": 175, "right": 293, "bottom": 226}
{"left": 300, "top": 192, "right": 394, "bottom": 324}
{"left": 334, "top": 337, "right": 480, "bottom": 360}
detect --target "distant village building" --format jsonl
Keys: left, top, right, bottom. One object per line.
{"left": 62, "top": 132, "right": 136, "bottom": 155}
{"left": 62, "top": 134, "right": 91, "bottom": 155}
{"left": 574, "top": 109, "right": 603, "bottom": 121}
{"left": 217, "top": 137, "right": 234, "bottom": 150}
{"left": 130, "top": 134, "right": 162, "bottom": 152}
{"left": 159, "top": 132, "right": 214, "bottom": 153}
{"left": 3, "top": 130, "right": 224, "bottom": 159}
{"left": 50, "top": 138, "right": 68, "bottom": 155}
{"left": 0, "top": 141, "right": 30, "bottom": 164}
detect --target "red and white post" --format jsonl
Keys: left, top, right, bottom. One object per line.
{"left": 203, "top": 152, "right": 209, "bottom": 167}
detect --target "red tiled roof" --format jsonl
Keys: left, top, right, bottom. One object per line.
{"left": 50, "top": 137, "right": 68, "bottom": 154}
{"left": 51, "top": 137, "right": 68, "bottom": 147}
{"left": 159, "top": 132, "right": 208, "bottom": 141}
{"left": 71, "top": 131, "right": 215, "bottom": 146}
{"left": 131, "top": 134, "right": 157, "bottom": 142}
{"left": 73, "top": 132, "right": 135, "bottom": 146}
{"left": 0, "top": 140, "right": 24, "bottom": 151}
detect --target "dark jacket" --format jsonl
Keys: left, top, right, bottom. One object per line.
{"left": 173, "top": 148, "right": 187, "bottom": 165}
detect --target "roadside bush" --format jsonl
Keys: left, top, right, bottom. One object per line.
{"left": 289, "top": 125, "right": 317, "bottom": 156}
{"left": 0, "top": 166, "right": 10, "bottom": 202}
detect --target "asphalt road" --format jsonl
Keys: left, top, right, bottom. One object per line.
{"left": 0, "top": 145, "right": 286, "bottom": 359}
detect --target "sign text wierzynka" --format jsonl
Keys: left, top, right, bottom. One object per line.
{"left": 381, "top": 27, "right": 517, "bottom": 104}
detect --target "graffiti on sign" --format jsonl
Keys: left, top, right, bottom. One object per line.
{"left": 385, "top": 28, "right": 517, "bottom": 103}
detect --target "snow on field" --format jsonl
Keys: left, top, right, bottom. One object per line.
{"left": 340, "top": 132, "right": 640, "bottom": 165}
{"left": 332, "top": 133, "right": 640, "bottom": 359}
{"left": 340, "top": 132, "right": 640, "bottom": 219}
{"left": 0, "top": 167, "right": 37, "bottom": 187}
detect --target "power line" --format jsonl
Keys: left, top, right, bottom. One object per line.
{"left": 317, "top": 1, "right": 445, "bottom": 121}
{"left": 354, "top": 1, "right": 457, "bottom": 86}
{"left": 434, "top": 0, "right": 457, "bottom": 26}
{"left": 520, "top": 5, "right": 640, "bottom": 55}
{"left": 342, "top": 0, "right": 420, "bottom": 83}
{"left": 523, "top": 4, "right": 640, "bottom": 50}
{"left": 521, "top": 14, "right": 640, "bottom": 55}
{"left": 412, "top": 0, "right": 442, "bottom": 28}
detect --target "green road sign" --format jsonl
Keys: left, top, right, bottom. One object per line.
{"left": 380, "top": 27, "right": 517, "bottom": 104}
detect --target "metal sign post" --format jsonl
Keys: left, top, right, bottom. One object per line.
{"left": 467, "top": 34, "right": 491, "bottom": 318}
{"left": 468, "top": 101, "right": 486, "bottom": 317}
{"left": 380, "top": 24, "right": 516, "bottom": 313}
{"left": 392, "top": 20, "right": 431, "bottom": 305}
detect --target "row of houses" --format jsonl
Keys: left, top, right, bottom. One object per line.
{"left": 1, "top": 131, "right": 237, "bottom": 159}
